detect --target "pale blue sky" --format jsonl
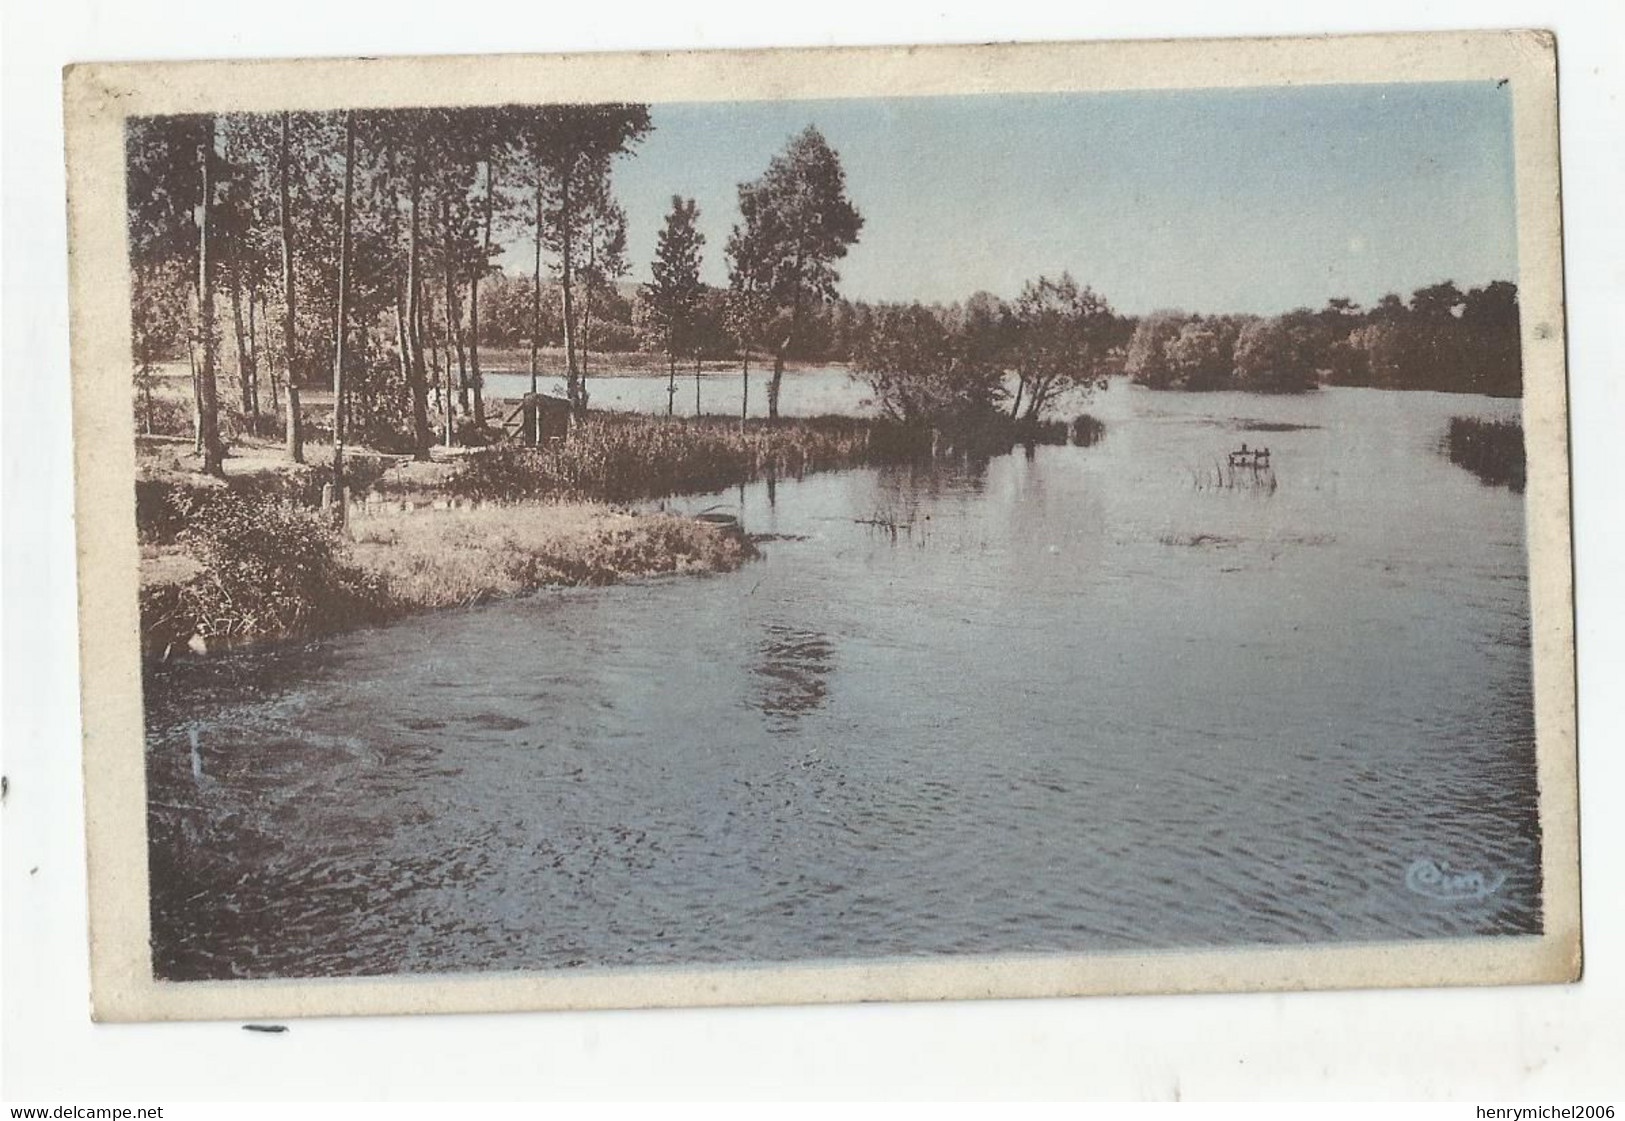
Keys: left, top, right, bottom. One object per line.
{"left": 509, "top": 82, "right": 1518, "bottom": 316}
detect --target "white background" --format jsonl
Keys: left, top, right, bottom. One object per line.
{"left": 3, "top": 0, "right": 1622, "bottom": 1102}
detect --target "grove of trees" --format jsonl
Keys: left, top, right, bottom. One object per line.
{"left": 1122, "top": 281, "right": 1521, "bottom": 397}
{"left": 127, "top": 103, "right": 654, "bottom": 473}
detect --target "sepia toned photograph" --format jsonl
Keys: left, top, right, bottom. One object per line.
{"left": 62, "top": 31, "right": 1578, "bottom": 1021}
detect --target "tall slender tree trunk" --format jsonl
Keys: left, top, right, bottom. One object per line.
{"left": 441, "top": 197, "right": 465, "bottom": 443}
{"left": 442, "top": 197, "right": 469, "bottom": 416}
{"left": 1022, "top": 380, "right": 1048, "bottom": 428}
{"left": 667, "top": 349, "right": 676, "bottom": 417}
{"left": 229, "top": 270, "right": 253, "bottom": 415}
{"left": 187, "top": 327, "right": 203, "bottom": 455}
{"left": 579, "top": 277, "right": 593, "bottom": 383}
{"left": 249, "top": 280, "right": 277, "bottom": 410}
{"left": 452, "top": 281, "right": 470, "bottom": 411}
{"left": 529, "top": 153, "right": 544, "bottom": 444}
{"left": 767, "top": 261, "right": 804, "bottom": 422}
{"left": 247, "top": 284, "right": 262, "bottom": 415}
{"left": 442, "top": 301, "right": 456, "bottom": 448}
{"left": 558, "top": 163, "right": 583, "bottom": 416}
{"left": 196, "top": 118, "right": 224, "bottom": 476}
{"left": 395, "top": 295, "right": 411, "bottom": 378}
{"left": 423, "top": 291, "right": 443, "bottom": 421}
{"left": 694, "top": 351, "right": 701, "bottom": 417}
{"left": 768, "top": 352, "right": 785, "bottom": 422}
{"left": 741, "top": 350, "right": 750, "bottom": 428}
{"left": 277, "top": 110, "right": 304, "bottom": 464}
{"left": 406, "top": 157, "right": 432, "bottom": 460}
{"left": 331, "top": 110, "right": 356, "bottom": 511}
{"left": 467, "top": 156, "right": 492, "bottom": 430}
{"left": 579, "top": 224, "right": 595, "bottom": 385}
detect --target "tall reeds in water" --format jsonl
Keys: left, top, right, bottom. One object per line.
{"left": 449, "top": 413, "right": 930, "bottom": 503}
{"left": 450, "top": 408, "right": 1109, "bottom": 505}
{"left": 1445, "top": 416, "right": 1526, "bottom": 492}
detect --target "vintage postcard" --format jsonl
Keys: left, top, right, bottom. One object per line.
{"left": 63, "top": 30, "right": 1578, "bottom": 1021}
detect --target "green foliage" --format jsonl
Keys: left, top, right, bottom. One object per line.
{"left": 126, "top": 115, "right": 209, "bottom": 270}
{"left": 1128, "top": 284, "right": 1521, "bottom": 397}
{"left": 1124, "top": 311, "right": 1186, "bottom": 388}
{"left": 852, "top": 301, "right": 1005, "bottom": 425}
{"left": 1233, "top": 312, "right": 1323, "bottom": 394}
{"left": 1010, "top": 274, "right": 1119, "bottom": 423}
{"left": 1164, "top": 317, "right": 1244, "bottom": 391}
{"left": 726, "top": 126, "right": 864, "bottom": 362}
{"left": 1124, "top": 282, "right": 1520, "bottom": 397}
{"left": 164, "top": 489, "right": 384, "bottom": 641}
{"left": 644, "top": 196, "right": 706, "bottom": 361}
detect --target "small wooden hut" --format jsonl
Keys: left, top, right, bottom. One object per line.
{"left": 503, "top": 393, "right": 572, "bottom": 446}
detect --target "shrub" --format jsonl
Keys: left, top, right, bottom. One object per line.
{"left": 1071, "top": 414, "right": 1107, "bottom": 446}
{"left": 132, "top": 393, "right": 193, "bottom": 438}
{"left": 136, "top": 479, "right": 193, "bottom": 544}
{"left": 168, "top": 489, "right": 384, "bottom": 640}
{"left": 220, "top": 409, "right": 285, "bottom": 442}
{"left": 1021, "top": 418, "right": 1070, "bottom": 445}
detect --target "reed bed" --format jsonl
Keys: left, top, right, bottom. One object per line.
{"left": 450, "top": 413, "right": 928, "bottom": 503}
{"left": 1445, "top": 416, "right": 1526, "bottom": 492}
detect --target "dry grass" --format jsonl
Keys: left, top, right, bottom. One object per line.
{"left": 140, "top": 492, "right": 757, "bottom": 655}
{"left": 346, "top": 503, "right": 757, "bottom": 609}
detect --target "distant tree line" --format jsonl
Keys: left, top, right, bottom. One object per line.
{"left": 1121, "top": 281, "right": 1522, "bottom": 397}
{"left": 465, "top": 277, "right": 1523, "bottom": 405}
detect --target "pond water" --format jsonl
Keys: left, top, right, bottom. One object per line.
{"left": 143, "top": 384, "right": 1537, "bottom": 981}
{"left": 482, "top": 364, "right": 874, "bottom": 418}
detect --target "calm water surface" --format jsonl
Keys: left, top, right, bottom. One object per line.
{"left": 144, "top": 384, "right": 1538, "bottom": 981}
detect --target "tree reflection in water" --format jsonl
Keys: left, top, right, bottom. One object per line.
{"left": 750, "top": 623, "right": 836, "bottom": 730}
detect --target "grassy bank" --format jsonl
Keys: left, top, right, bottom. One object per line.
{"left": 1445, "top": 416, "right": 1525, "bottom": 492}
{"left": 140, "top": 487, "right": 755, "bottom": 656}
{"left": 348, "top": 505, "right": 754, "bottom": 608}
